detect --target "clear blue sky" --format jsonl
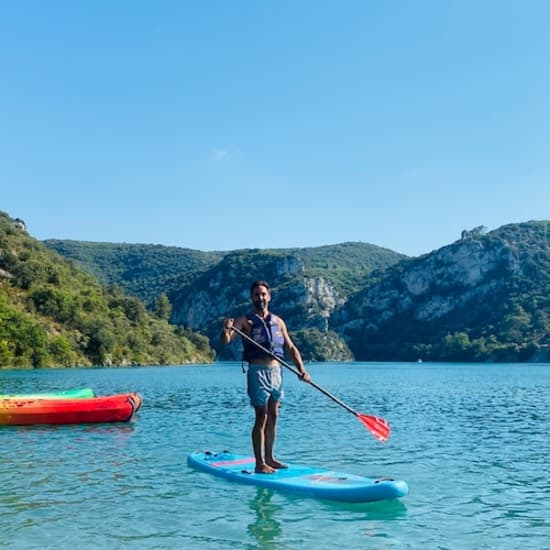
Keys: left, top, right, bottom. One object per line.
{"left": 2, "top": 1, "right": 549, "bottom": 257}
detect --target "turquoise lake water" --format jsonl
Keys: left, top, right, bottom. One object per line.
{"left": 1, "top": 362, "right": 549, "bottom": 549}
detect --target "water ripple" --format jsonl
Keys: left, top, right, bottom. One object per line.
{"left": 1, "top": 363, "right": 549, "bottom": 549}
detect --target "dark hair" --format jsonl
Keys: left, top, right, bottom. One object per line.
{"left": 250, "top": 280, "right": 270, "bottom": 294}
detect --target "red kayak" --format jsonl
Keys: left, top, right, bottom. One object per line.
{"left": 0, "top": 392, "right": 142, "bottom": 426}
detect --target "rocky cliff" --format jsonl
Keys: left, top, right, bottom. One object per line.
{"left": 332, "top": 221, "right": 549, "bottom": 362}
{"left": 170, "top": 250, "right": 353, "bottom": 360}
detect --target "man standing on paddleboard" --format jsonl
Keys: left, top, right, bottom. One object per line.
{"left": 221, "top": 280, "right": 311, "bottom": 474}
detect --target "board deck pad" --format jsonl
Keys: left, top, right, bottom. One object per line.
{"left": 187, "top": 450, "right": 408, "bottom": 503}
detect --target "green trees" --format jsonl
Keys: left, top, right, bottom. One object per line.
{"left": 0, "top": 211, "right": 214, "bottom": 368}
{"left": 0, "top": 294, "right": 49, "bottom": 367}
{"left": 43, "top": 239, "right": 224, "bottom": 307}
{"left": 154, "top": 293, "right": 172, "bottom": 321}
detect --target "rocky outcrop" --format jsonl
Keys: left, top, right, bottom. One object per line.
{"left": 170, "top": 253, "right": 307, "bottom": 328}
{"left": 170, "top": 252, "right": 349, "bottom": 360}
{"left": 332, "top": 222, "right": 549, "bottom": 361}
{"left": 304, "top": 277, "right": 345, "bottom": 318}
{"left": 336, "top": 238, "right": 515, "bottom": 325}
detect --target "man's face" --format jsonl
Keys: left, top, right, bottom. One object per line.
{"left": 251, "top": 285, "right": 270, "bottom": 311}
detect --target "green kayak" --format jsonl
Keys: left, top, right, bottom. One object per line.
{"left": 0, "top": 388, "right": 95, "bottom": 399}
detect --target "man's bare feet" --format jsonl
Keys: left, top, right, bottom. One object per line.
{"left": 255, "top": 462, "right": 276, "bottom": 474}
{"left": 266, "top": 459, "right": 288, "bottom": 469}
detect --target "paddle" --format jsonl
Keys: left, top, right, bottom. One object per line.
{"left": 230, "top": 325, "right": 391, "bottom": 442}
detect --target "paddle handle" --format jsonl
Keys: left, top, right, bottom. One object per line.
{"left": 230, "top": 325, "right": 360, "bottom": 417}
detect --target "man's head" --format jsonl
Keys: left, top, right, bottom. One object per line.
{"left": 250, "top": 280, "right": 271, "bottom": 312}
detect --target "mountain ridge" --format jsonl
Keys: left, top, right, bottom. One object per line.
{"left": 6, "top": 211, "right": 548, "bottom": 365}
{"left": 45, "top": 220, "right": 550, "bottom": 363}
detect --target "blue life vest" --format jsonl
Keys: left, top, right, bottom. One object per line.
{"left": 242, "top": 313, "right": 285, "bottom": 362}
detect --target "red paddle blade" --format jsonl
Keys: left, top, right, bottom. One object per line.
{"left": 358, "top": 414, "right": 391, "bottom": 442}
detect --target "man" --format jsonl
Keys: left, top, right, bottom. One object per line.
{"left": 221, "top": 280, "right": 311, "bottom": 474}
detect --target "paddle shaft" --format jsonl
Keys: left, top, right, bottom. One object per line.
{"left": 230, "top": 325, "right": 360, "bottom": 418}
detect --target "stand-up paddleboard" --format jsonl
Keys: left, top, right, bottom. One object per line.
{"left": 187, "top": 450, "right": 408, "bottom": 503}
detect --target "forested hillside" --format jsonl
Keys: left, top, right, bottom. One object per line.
{"left": 44, "top": 239, "right": 224, "bottom": 307}
{"left": 0, "top": 211, "right": 214, "bottom": 368}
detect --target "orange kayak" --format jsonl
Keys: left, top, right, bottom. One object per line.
{"left": 0, "top": 392, "right": 142, "bottom": 426}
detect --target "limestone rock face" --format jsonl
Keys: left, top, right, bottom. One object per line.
{"left": 334, "top": 237, "right": 519, "bottom": 332}
{"left": 331, "top": 221, "right": 549, "bottom": 361}
{"left": 170, "top": 254, "right": 348, "bottom": 360}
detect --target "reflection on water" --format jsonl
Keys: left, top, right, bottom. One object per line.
{"left": 244, "top": 486, "right": 408, "bottom": 549}
{"left": 246, "top": 489, "right": 283, "bottom": 549}
{"left": 325, "top": 497, "right": 408, "bottom": 521}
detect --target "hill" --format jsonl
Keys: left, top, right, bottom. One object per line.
{"left": 38, "top": 217, "right": 550, "bottom": 363}
{"left": 169, "top": 245, "right": 405, "bottom": 360}
{"left": 43, "top": 240, "right": 403, "bottom": 309}
{"left": 43, "top": 239, "right": 224, "bottom": 307}
{"left": 43, "top": 238, "right": 404, "bottom": 362}
{"left": 0, "top": 211, "right": 214, "bottom": 368}
{"left": 332, "top": 221, "right": 550, "bottom": 362}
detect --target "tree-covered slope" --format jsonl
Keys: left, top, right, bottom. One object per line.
{"left": 0, "top": 211, "right": 214, "bottom": 368}
{"left": 43, "top": 239, "right": 224, "bottom": 307}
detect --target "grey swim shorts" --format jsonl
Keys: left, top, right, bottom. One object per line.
{"left": 247, "top": 365, "right": 284, "bottom": 407}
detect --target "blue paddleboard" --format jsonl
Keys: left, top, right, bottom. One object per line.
{"left": 187, "top": 450, "right": 408, "bottom": 503}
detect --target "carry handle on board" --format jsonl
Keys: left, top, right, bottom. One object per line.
{"left": 230, "top": 324, "right": 391, "bottom": 442}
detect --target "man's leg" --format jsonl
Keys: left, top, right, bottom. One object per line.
{"left": 265, "top": 399, "right": 287, "bottom": 469}
{"left": 252, "top": 405, "right": 275, "bottom": 473}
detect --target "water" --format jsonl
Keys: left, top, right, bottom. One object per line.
{"left": 1, "top": 362, "right": 549, "bottom": 549}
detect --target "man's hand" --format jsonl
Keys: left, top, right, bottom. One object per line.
{"left": 298, "top": 370, "right": 311, "bottom": 383}
{"left": 220, "top": 318, "right": 235, "bottom": 344}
